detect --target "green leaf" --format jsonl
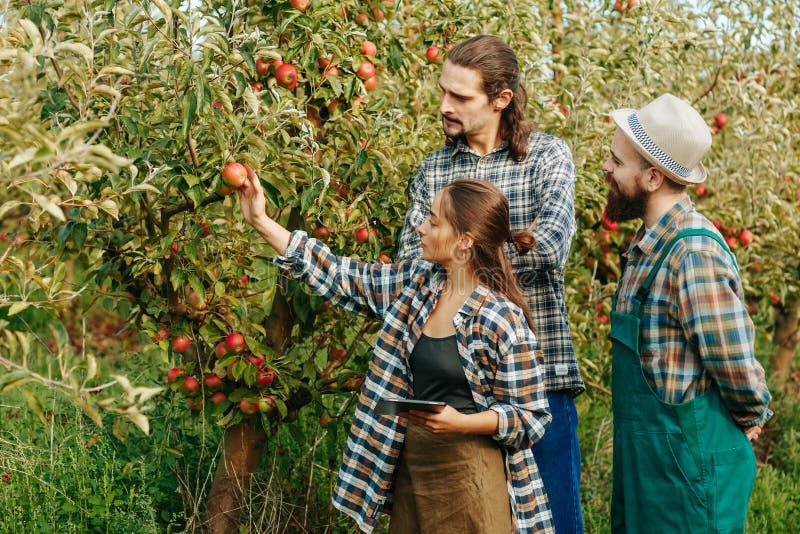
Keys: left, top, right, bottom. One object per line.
{"left": 71, "top": 223, "right": 88, "bottom": 248}
{"left": 0, "top": 369, "right": 33, "bottom": 390}
{"left": 232, "top": 360, "right": 247, "bottom": 381}
{"left": 273, "top": 397, "right": 287, "bottom": 418}
{"left": 181, "top": 90, "right": 197, "bottom": 138}
{"left": 188, "top": 273, "right": 204, "bottom": 301}
{"left": 8, "top": 302, "right": 31, "bottom": 316}
{"left": 21, "top": 389, "right": 47, "bottom": 425}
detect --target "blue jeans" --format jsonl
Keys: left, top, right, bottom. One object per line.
{"left": 532, "top": 390, "right": 584, "bottom": 533}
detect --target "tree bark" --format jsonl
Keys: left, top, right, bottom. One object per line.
{"left": 202, "top": 418, "right": 268, "bottom": 533}
{"left": 771, "top": 301, "right": 799, "bottom": 392}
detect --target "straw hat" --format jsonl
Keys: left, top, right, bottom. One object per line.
{"left": 610, "top": 94, "right": 712, "bottom": 185}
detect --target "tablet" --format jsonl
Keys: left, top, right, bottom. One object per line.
{"left": 374, "top": 399, "right": 447, "bottom": 416}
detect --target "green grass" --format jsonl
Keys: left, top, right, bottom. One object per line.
{"left": 1, "top": 319, "right": 798, "bottom": 532}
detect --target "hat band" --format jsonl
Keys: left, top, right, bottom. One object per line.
{"left": 628, "top": 114, "right": 692, "bottom": 178}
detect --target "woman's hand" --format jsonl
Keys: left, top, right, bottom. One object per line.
{"left": 235, "top": 166, "right": 291, "bottom": 255}
{"left": 408, "top": 405, "right": 499, "bottom": 435}
{"left": 237, "top": 165, "right": 268, "bottom": 228}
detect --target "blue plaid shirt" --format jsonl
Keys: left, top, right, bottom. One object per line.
{"left": 275, "top": 231, "right": 554, "bottom": 533}
{"left": 398, "top": 134, "right": 584, "bottom": 394}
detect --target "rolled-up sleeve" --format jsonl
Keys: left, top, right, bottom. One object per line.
{"left": 488, "top": 314, "right": 551, "bottom": 449}
{"left": 677, "top": 251, "right": 772, "bottom": 427}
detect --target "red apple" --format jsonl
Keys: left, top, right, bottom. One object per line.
{"left": 714, "top": 113, "right": 728, "bottom": 128}
{"left": 356, "top": 12, "right": 369, "bottom": 26}
{"left": 204, "top": 374, "right": 223, "bottom": 391}
{"left": 371, "top": 8, "right": 385, "bottom": 21}
{"left": 314, "top": 226, "right": 330, "bottom": 239}
{"left": 225, "top": 333, "right": 246, "bottom": 353}
{"left": 356, "top": 60, "right": 375, "bottom": 80}
{"left": 290, "top": 0, "right": 310, "bottom": 11}
{"left": 155, "top": 326, "right": 170, "bottom": 341}
{"left": 258, "top": 396, "right": 275, "bottom": 413}
{"left": 738, "top": 229, "right": 753, "bottom": 245}
{"left": 725, "top": 236, "right": 738, "bottom": 249}
{"left": 363, "top": 76, "right": 377, "bottom": 91}
{"left": 361, "top": 40, "right": 377, "bottom": 57}
{"left": 214, "top": 342, "right": 228, "bottom": 358}
{"left": 379, "top": 254, "right": 391, "bottom": 264}
{"left": 210, "top": 391, "right": 227, "bottom": 404}
{"left": 172, "top": 335, "right": 190, "bottom": 353}
{"left": 329, "top": 349, "right": 347, "bottom": 363}
{"left": 770, "top": 291, "right": 781, "bottom": 306}
{"left": 222, "top": 162, "right": 248, "bottom": 188}
{"left": 255, "top": 58, "right": 270, "bottom": 77}
{"left": 256, "top": 368, "right": 275, "bottom": 387}
{"left": 215, "top": 182, "right": 235, "bottom": 196}
{"left": 187, "top": 290, "right": 206, "bottom": 310}
{"left": 275, "top": 63, "right": 298, "bottom": 90}
{"left": 425, "top": 46, "right": 443, "bottom": 64}
{"left": 171, "top": 243, "right": 179, "bottom": 253}
{"left": 187, "top": 398, "right": 204, "bottom": 413}
{"left": 239, "top": 275, "right": 249, "bottom": 287}
{"left": 355, "top": 227, "right": 370, "bottom": 243}
{"left": 248, "top": 354, "right": 266, "bottom": 368}
{"left": 167, "top": 367, "right": 183, "bottom": 384}
{"left": 239, "top": 398, "right": 258, "bottom": 415}
{"left": 181, "top": 375, "right": 200, "bottom": 394}
{"left": 695, "top": 184, "right": 707, "bottom": 198}
{"left": 601, "top": 214, "right": 619, "bottom": 231}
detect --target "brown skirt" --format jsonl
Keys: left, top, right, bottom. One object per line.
{"left": 388, "top": 421, "right": 513, "bottom": 534}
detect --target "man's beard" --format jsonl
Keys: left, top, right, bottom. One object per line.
{"left": 442, "top": 116, "right": 465, "bottom": 141}
{"left": 604, "top": 176, "right": 648, "bottom": 223}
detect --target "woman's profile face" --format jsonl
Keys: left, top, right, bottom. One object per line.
{"left": 416, "top": 191, "right": 461, "bottom": 265}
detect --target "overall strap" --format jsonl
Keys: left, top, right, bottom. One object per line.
{"left": 631, "top": 228, "right": 736, "bottom": 316}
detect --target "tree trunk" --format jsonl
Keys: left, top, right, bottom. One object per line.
{"left": 771, "top": 301, "right": 799, "bottom": 393}
{"left": 202, "top": 208, "right": 300, "bottom": 532}
{"left": 202, "top": 418, "right": 268, "bottom": 533}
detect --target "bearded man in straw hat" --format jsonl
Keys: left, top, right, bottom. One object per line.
{"left": 602, "top": 93, "right": 772, "bottom": 533}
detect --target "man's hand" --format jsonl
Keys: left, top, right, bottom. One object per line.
{"left": 744, "top": 424, "right": 763, "bottom": 441}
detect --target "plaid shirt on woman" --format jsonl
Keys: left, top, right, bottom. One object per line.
{"left": 397, "top": 133, "right": 584, "bottom": 395}
{"left": 274, "top": 231, "right": 554, "bottom": 533}
{"left": 614, "top": 197, "right": 772, "bottom": 427}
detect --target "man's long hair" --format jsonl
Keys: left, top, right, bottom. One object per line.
{"left": 447, "top": 35, "right": 534, "bottom": 162}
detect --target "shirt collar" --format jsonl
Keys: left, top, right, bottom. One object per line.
{"left": 633, "top": 196, "right": 694, "bottom": 256}
{"left": 455, "top": 284, "right": 491, "bottom": 321}
{"left": 448, "top": 137, "right": 509, "bottom": 159}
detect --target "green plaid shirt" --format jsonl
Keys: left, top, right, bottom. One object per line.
{"left": 398, "top": 133, "right": 584, "bottom": 395}
{"left": 614, "top": 197, "right": 772, "bottom": 427}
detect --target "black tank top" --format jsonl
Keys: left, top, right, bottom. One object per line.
{"left": 409, "top": 333, "right": 477, "bottom": 414}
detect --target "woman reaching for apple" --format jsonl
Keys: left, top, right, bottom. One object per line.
{"left": 237, "top": 167, "right": 553, "bottom": 534}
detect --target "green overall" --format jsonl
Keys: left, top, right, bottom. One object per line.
{"left": 610, "top": 229, "right": 756, "bottom": 533}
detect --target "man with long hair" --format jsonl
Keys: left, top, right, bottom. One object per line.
{"left": 398, "top": 35, "right": 584, "bottom": 533}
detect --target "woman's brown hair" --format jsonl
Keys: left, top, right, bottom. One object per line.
{"left": 440, "top": 179, "right": 536, "bottom": 331}
{"left": 446, "top": 35, "right": 534, "bottom": 162}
